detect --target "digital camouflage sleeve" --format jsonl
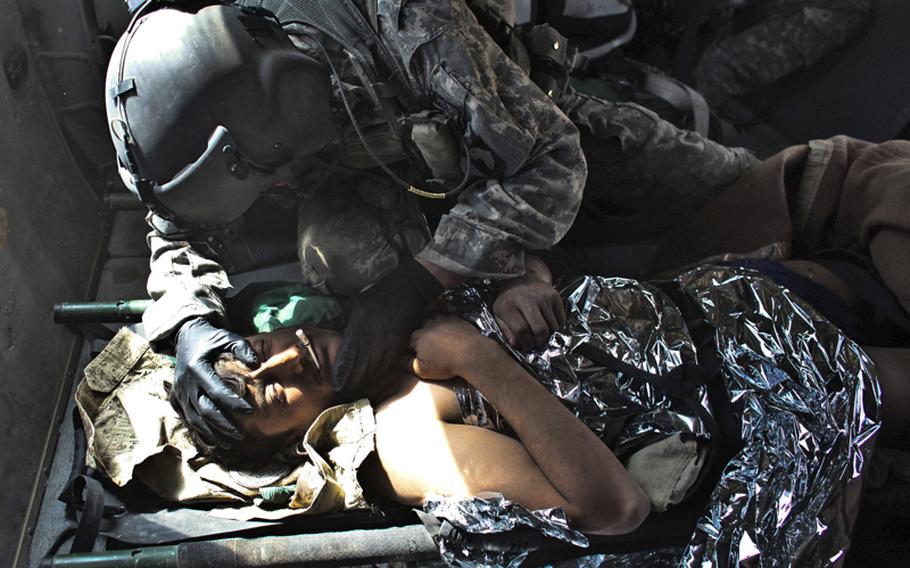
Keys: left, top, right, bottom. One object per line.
{"left": 387, "top": 0, "right": 587, "bottom": 278}
{"left": 694, "top": 0, "right": 872, "bottom": 105}
{"left": 143, "top": 214, "right": 235, "bottom": 341}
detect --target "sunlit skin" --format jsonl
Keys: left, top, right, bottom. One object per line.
{"left": 213, "top": 256, "right": 651, "bottom": 536}
{"left": 229, "top": 254, "right": 557, "bottom": 441}
{"left": 222, "top": 321, "right": 651, "bottom": 536}
{"left": 233, "top": 327, "right": 340, "bottom": 438}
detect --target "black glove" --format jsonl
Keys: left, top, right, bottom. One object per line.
{"left": 173, "top": 317, "right": 259, "bottom": 447}
{"left": 333, "top": 257, "right": 443, "bottom": 398}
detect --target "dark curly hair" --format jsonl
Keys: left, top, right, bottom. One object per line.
{"left": 178, "top": 353, "right": 300, "bottom": 465}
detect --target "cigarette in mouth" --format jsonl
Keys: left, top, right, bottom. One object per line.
{"left": 296, "top": 329, "right": 321, "bottom": 371}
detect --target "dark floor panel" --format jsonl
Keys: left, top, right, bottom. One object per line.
{"left": 107, "top": 211, "right": 149, "bottom": 259}
{"left": 26, "top": 343, "right": 102, "bottom": 567}
{"left": 94, "top": 257, "right": 151, "bottom": 302}
{"left": 846, "top": 478, "right": 910, "bottom": 566}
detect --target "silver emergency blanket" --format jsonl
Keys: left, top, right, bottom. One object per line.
{"left": 425, "top": 494, "right": 588, "bottom": 567}
{"left": 433, "top": 265, "right": 880, "bottom": 567}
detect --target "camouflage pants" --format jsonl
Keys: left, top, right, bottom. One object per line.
{"left": 693, "top": 0, "right": 872, "bottom": 105}
{"left": 557, "top": 89, "right": 760, "bottom": 244}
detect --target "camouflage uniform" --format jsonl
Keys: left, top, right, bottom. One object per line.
{"left": 693, "top": 0, "right": 872, "bottom": 105}
{"left": 557, "top": 89, "right": 758, "bottom": 242}
{"left": 143, "top": 0, "right": 756, "bottom": 341}
{"left": 144, "top": 0, "right": 586, "bottom": 340}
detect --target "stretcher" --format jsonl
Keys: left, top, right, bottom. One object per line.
{"left": 40, "top": 299, "right": 719, "bottom": 567}
{"left": 40, "top": 263, "right": 880, "bottom": 567}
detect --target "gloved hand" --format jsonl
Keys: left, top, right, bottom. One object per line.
{"left": 333, "top": 256, "right": 443, "bottom": 398}
{"left": 173, "top": 317, "right": 259, "bottom": 447}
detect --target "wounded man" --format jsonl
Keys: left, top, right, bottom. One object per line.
{"left": 76, "top": 257, "right": 880, "bottom": 563}
{"left": 78, "top": 259, "right": 650, "bottom": 533}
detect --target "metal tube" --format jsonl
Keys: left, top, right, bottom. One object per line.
{"left": 53, "top": 300, "right": 153, "bottom": 324}
{"left": 42, "top": 525, "right": 438, "bottom": 567}
{"left": 41, "top": 546, "right": 179, "bottom": 568}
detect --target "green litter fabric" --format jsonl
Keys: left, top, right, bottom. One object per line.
{"left": 258, "top": 485, "right": 296, "bottom": 508}
{"left": 227, "top": 282, "right": 343, "bottom": 335}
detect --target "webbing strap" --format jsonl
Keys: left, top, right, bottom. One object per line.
{"left": 672, "top": 0, "right": 711, "bottom": 83}
{"left": 641, "top": 73, "right": 711, "bottom": 137}
{"left": 56, "top": 408, "right": 106, "bottom": 553}
{"left": 573, "top": 342, "right": 704, "bottom": 403}
{"left": 656, "top": 282, "right": 743, "bottom": 454}
{"left": 573, "top": 342, "right": 727, "bottom": 454}
{"left": 572, "top": 279, "right": 744, "bottom": 461}
{"left": 68, "top": 476, "right": 106, "bottom": 553}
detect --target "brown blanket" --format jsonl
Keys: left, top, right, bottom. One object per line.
{"left": 654, "top": 136, "right": 910, "bottom": 314}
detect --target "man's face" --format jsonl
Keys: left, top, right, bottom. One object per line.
{"left": 229, "top": 327, "right": 342, "bottom": 440}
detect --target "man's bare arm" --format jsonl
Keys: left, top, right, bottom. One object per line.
{"left": 381, "top": 319, "right": 650, "bottom": 535}
{"left": 456, "top": 329, "right": 650, "bottom": 534}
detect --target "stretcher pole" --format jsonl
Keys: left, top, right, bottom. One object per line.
{"left": 53, "top": 300, "right": 153, "bottom": 325}
{"left": 41, "top": 525, "right": 439, "bottom": 567}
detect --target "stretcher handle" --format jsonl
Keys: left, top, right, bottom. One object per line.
{"left": 53, "top": 300, "right": 153, "bottom": 325}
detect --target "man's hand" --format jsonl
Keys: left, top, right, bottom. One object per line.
{"left": 494, "top": 273, "right": 566, "bottom": 351}
{"left": 410, "top": 317, "right": 491, "bottom": 380}
{"left": 173, "top": 317, "right": 258, "bottom": 447}
{"left": 332, "top": 257, "right": 444, "bottom": 398}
